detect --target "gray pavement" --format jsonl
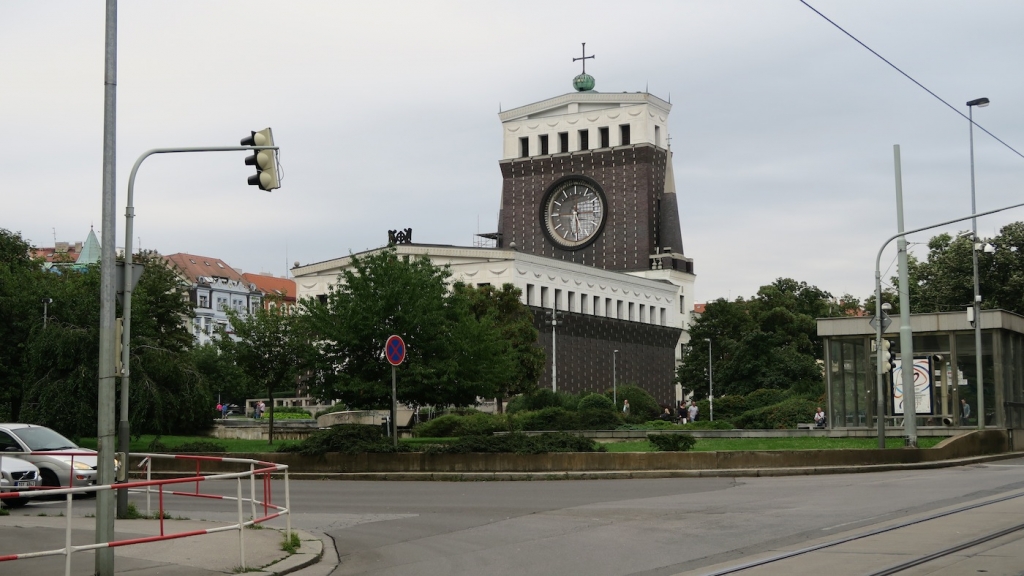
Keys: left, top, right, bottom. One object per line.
{"left": 0, "top": 511, "right": 321, "bottom": 575}
{"left": 4, "top": 455, "right": 1024, "bottom": 575}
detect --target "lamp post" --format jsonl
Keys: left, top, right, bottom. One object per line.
{"left": 968, "top": 96, "right": 989, "bottom": 430}
{"left": 612, "top": 349, "right": 619, "bottom": 407}
{"left": 41, "top": 297, "right": 52, "bottom": 328}
{"left": 705, "top": 338, "right": 713, "bottom": 421}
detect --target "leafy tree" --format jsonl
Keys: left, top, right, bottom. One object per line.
{"left": 677, "top": 278, "right": 836, "bottom": 399}
{"left": 222, "top": 305, "right": 305, "bottom": 444}
{"left": 456, "top": 283, "right": 544, "bottom": 412}
{"left": 190, "top": 342, "right": 256, "bottom": 408}
{"left": 299, "top": 247, "right": 510, "bottom": 411}
{"left": 0, "top": 229, "right": 46, "bottom": 421}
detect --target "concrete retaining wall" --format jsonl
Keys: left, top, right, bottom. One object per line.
{"left": 152, "top": 429, "right": 1009, "bottom": 476}
{"left": 208, "top": 420, "right": 318, "bottom": 441}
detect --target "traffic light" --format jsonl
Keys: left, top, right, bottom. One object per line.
{"left": 241, "top": 128, "right": 280, "bottom": 191}
{"left": 881, "top": 339, "right": 896, "bottom": 372}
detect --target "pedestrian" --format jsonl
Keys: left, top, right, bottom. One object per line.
{"left": 676, "top": 401, "right": 687, "bottom": 424}
{"left": 622, "top": 399, "right": 630, "bottom": 415}
{"left": 814, "top": 406, "right": 826, "bottom": 428}
{"left": 688, "top": 401, "right": 698, "bottom": 423}
{"left": 222, "top": 403, "right": 229, "bottom": 418}
{"left": 660, "top": 408, "right": 673, "bottom": 422}
{"left": 961, "top": 398, "right": 971, "bottom": 425}
{"left": 216, "top": 402, "right": 223, "bottom": 417}
{"left": 258, "top": 400, "right": 266, "bottom": 419}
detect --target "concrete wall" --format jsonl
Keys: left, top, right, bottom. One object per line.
{"left": 157, "top": 430, "right": 1009, "bottom": 476}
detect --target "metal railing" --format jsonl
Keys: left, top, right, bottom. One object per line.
{"left": 0, "top": 452, "right": 290, "bottom": 575}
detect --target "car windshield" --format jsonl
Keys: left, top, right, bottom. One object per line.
{"left": 10, "top": 427, "right": 78, "bottom": 451}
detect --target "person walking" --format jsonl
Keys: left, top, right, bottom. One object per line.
{"left": 622, "top": 399, "right": 630, "bottom": 415}
{"left": 688, "top": 401, "right": 698, "bottom": 423}
{"left": 961, "top": 398, "right": 971, "bottom": 425}
{"left": 676, "top": 401, "right": 687, "bottom": 424}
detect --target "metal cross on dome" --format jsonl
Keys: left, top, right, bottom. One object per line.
{"left": 573, "top": 42, "right": 595, "bottom": 74}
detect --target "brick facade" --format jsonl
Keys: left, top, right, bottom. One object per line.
{"left": 530, "top": 307, "right": 682, "bottom": 407}
{"left": 498, "top": 144, "right": 668, "bottom": 272}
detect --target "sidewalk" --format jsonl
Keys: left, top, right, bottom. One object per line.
{"left": 0, "top": 513, "right": 322, "bottom": 575}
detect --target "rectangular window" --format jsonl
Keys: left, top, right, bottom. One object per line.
{"left": 541, "top": 286, "right": 549, "bottom": 308}
{"left": 554, "top": 288, "right": 562, "bottom": 311}
{"left": 599, "top": 127, "right": 610, "bottom": 148}
{"left": 639, "top": 304, "right": 646, "bottom": 323}
{"left": 629, "top": 302, "right": 635, "bottom": 321}
{"left": 661, "top": 308, "right": 667, "bottom": 325}
{"left": 655, "top": 125, "right": 661, "bottom": 147}
{"left": 605, "top": 298, "right": 613, "bottom": 318}
{"left": 581, "top": 293, "right": 588, "bottom": 314}
{"left": 617, "top": 300, "right": 624, "bottom": 319}
{"left": 680, "top": 295, "right": 685, "bottom": 314}
{"left": 620, "top": 124, "right": 630, "bottom": 146}
{"left": 477, "top": 282, "right": 490, "bottom": 287}
{"left": 539, "top": 134, "right": 549, "bottom": 156}
{"left": 578, "top": 129, "right": 589, "bottom": 151}
{"left": 594, "top": 296, "right": 601, "bottom": 316}
{"left": 526, "top": 284, "right": 535, "bottom": 306}
{"left": 559, "top": 132, "right": 569, "bottom": 152}
{"left": 199, "top": 295, "right": 208, "bottom": 308}
{"left": 519, "top": 137, "right": 529, "bottom": 158}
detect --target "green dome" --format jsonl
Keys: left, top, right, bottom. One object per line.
{"left": 573, "top": 73, "right": 595, "bottom": 92}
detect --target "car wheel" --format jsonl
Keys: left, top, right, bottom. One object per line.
{"left": 40, "top": 469, "right": 61, "bottom": 488}
{"left": 4, "top": 497, "right": 28, "bottom": 508}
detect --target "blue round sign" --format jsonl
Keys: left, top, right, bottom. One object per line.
{"left": 385, "top": 335, "right": 406, "bottom": 366}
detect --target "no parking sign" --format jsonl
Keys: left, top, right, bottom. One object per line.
{"left": 385, "top": 335, "right": 405, "bottom": 366}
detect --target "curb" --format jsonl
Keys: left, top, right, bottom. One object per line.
{"left": 279, "top": 451, "right": 1024, "bottom": 481}
{"left": 249, "top": 529, "right": 324, "bottom": 576}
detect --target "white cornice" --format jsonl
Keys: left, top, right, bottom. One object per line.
{"left": 499, "top": 92, "right": 671, "bottom": 123}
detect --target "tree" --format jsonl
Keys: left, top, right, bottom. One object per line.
{"left": 677, "top": 278, "right": 836, "bottom": 399}
{"left": 299, "top": 247, "right": 509, "bottom": 410}
{"left": 456, "top": 283, "right": 545, "bottom": 412}
{"left": 223, "top": 305, "right": 304, "bottom": 445}
{"left": 0, "top": 229, "right": 46, "bottom": 421}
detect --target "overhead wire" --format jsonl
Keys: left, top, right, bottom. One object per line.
{"left": 798, "top": 0, "right": 1024, "bottom": 161}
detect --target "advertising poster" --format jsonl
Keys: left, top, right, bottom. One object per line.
{"left": 893, "top": 357, "right": 933, "bottom": 415}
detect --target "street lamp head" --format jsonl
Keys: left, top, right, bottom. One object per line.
{"left": 613, "top": 349, "right": 619, "bottom": 354}
{"left": 704, "top": 338, "right": 711, "bottom": 342}
{"left": 881, "top": 302, "right": 892, "bottom": 312}
{"left": 967, "top": 97, "right": 990, "bottom": 108}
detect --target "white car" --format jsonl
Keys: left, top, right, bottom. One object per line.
{"left": 0, "top": 424, "right": 97, "bottom": 489}
{"left": 0, "top": 455, "right": 41, "bottom": 508}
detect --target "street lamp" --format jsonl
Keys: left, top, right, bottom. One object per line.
{"left": 41, "top": 297, "right": 52, "bottom": 328}
{"left": 968, "top": 96, "right": 989, "bottom": 430}
{"left": 612, "top": 349, "right": 619, "bottom": 407}
{"left": 705, "top": 338, "right": 713, "bottom": 421}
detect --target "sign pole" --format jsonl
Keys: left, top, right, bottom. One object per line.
{"left": 391, "top": 365, "right": 397, "bottom": 447}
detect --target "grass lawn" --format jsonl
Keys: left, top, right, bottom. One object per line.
{"left": 603, "top": 436, "right": 944, "bottom": 452}
{"left": 78, "top": 434, "right": 460, "bottom": 453}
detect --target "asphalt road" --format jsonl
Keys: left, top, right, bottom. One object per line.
{"left": 16, "top": 457, "right": 1024, "bottom": 575}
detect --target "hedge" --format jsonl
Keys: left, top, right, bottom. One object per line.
{"left": 732, "top": 397, "right": 818, "bottom": 429}
{"left": 278, "top": 424, "right": 409, "bottom": 455}
{"left": 424, "top": 432, "right": 604, "bottom": 454}
{"left": 414, "top": 413, "right": 508, "bottom": 437}
{"left": 648, "top": 433, "right": 697, "bottom": 452}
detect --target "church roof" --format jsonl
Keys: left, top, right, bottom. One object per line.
{"left": 75, "top": 228, "right": 102, "bottom": 265}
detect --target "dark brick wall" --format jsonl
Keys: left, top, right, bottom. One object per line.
{"left": 499, "top": 144, "right": 668, "bottom": 272}
{"left": 530, "top": 307, "right": 681, "bottom": 406}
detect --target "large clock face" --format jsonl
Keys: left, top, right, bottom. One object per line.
{"left": 542, "top": 178, "right": 606, "bottom": 249}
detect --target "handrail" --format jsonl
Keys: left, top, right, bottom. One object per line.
{"left": 0, "top": 452, "right": 290, "bottom": 574}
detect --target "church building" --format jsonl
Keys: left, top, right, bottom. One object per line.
{"left": 292, "top": 57, "right": 695, "bottom": 406}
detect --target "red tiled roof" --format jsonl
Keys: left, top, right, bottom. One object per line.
{"left": 242, "top": 273, "right": 296, "bottom": 301}
{"left": 164, "top": 253, "right": 246, "bottom": 284}
{"left": 693, "top": 303, "right": 707, "bottom": 314}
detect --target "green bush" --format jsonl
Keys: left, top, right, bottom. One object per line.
{"left": 648, "top": 433, "right": 696, "bottom": 452}
{"left": 577, "top": 394, "right": 614, "bottom": 412}
{"left": 512, "top": 407, "right": 579, "bottom": 431}
{"left": 269, "top": 406, "right": 310, "bottom": 415}
{"left": 702, "top": 394, "right": 748, "bottom": 422}
{"left": 424, "top": 432, "right": 604, "bottom": 454}
{"left": 745, "top": 388, "right": 792, "bottom": 410}
{"left": 278, "top": 424, "right": 408, "bottom": 455}
{"left": 732, "top": 397, "right": 817, "bottom": 429}
{"left": 576, "top": 408, "right": 622, "bottom": 430}
{"left": 607, "top": 385, "right": 660, "bottom": 422}
{"left": 413, "top": 413, "right": 508, "bottom": 437}
{"left": 506, "top": 390, "right": 579, "bottom": 414}
{"left": 678, "top": 420, "right": 733, "bottom": 430}
{"left": 267, "top": 411, "right": 313, "bottom": 420}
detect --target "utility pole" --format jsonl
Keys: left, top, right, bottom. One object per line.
{"left": 545, "top": 303, "right": 561, "bottom": 392}
{"left": 893, "top": 145, "right": 917, "bottom": 446}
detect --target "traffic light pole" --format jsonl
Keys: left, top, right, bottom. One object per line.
{"left": 116, "top": 145, "right": 278, "bottom": 518}
{"left": 873, "top": 200, "right": 1024, "bottom": 449}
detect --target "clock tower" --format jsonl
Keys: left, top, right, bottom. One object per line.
{"left": 493, "top": 68, "right": 692, "bottom": 279}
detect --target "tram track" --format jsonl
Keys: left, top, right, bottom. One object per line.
{"left": 700, "top": 486, "right": 1024, "bottom": 576}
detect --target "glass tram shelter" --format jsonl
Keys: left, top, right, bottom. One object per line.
{"left": 818, "top": 310, "right": 1024, "bottom": 432}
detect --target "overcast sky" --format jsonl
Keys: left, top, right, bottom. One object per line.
{"left": 4, "top": 1, "right": 1024, "bottom": 304}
